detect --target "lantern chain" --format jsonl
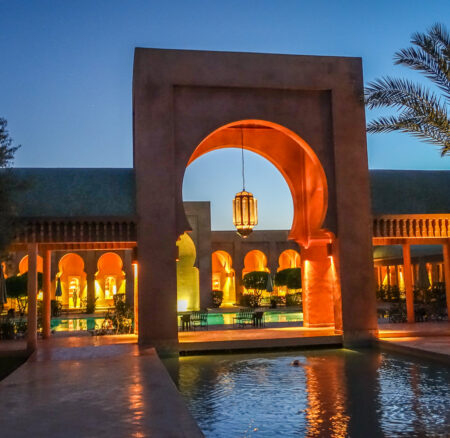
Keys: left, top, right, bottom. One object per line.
{"left": 241, "top": 128, "right": 246, "bottom": 191}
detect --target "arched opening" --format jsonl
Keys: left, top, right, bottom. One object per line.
{"left": 96, "top": 252, "right": 125, "bottom": 307}
{"left": 278, "top": 250, "right": 301, "bottom": 271}
{"left": 276, "top": 250, "right": 302, "bottom": 299}
{"left": 185, "top": 120, "right": 329, "bottom": 246}
{"left": 211, "top": 250, "right": 236, "bottom": 306}
{"left": 176, "top": 233, "right": 200, "bottom": 311}
{"left": 243, "top": 250, "right": 269, "bottom": 277}
{"left": 18, "top": 255, "right": 43, "bottom": 275}
{"left": 57, "top": 253, "right": 86, "bottom": 309}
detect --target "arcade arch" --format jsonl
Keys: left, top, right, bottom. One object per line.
{"left": 211, "top": 250, "right": 236, "bottom": 306}
{"left": 278, "top": 250, "right": 301, "bottom": 271}
{"left": 176, "top": 233, "right": 200, "bottom": 311}
{"left": 96, "top": 252, "right": 126, "bottom": 307}
{"left": 57, "top": 253, "right": 86, "bottom": 309}
{"left": 19, "top": 255, "right": 43, "bottom": 275}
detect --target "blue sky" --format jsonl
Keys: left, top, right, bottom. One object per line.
{"left": 1, "top": 0, "right": 449, "bottom": 229}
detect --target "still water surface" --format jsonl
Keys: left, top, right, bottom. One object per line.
{"left": 175, "top": 349, "right": 450, "bottom": 437}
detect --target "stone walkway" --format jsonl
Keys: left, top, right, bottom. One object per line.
{"left": 0, "top": 336, "right": 203, "bottom": 438}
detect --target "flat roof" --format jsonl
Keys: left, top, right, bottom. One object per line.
{"left": 5, "top": 168, "right": 450, "bottom": 218}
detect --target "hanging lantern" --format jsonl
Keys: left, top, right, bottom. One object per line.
{"left": 233, "top": 190, "right": 258, "bottom": 238}
{"left": 233, "top": 127, "right": 258, "bottom": 238}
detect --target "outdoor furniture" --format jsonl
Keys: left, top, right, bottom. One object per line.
{"left": 253, "top": 311, "right": 265, "bottom": 328}
{"left": 233, "top": 309, "right": 254, "bottom": 328}
{"left": 179, "top": 314, "right": 191, "bottom": 331}
{"left": 191, "top": 311, "right": 208, "bottom": 330}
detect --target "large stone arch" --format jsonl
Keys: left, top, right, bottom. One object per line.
{"left": 185, "top": 120, "right": 329, "bottom": 246}
{"left": 133, "top": 48, "right": 378, "bottom": 352}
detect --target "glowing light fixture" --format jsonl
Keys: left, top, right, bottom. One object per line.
{"left": 233, "top": 128, "right": 258, "bottom": 238}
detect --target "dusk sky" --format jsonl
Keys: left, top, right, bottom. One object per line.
{"left": 1, "top": 0, "right": 449, "bottom": 230}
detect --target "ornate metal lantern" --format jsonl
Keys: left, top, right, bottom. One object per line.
{"left": 233, "top": 190, "right": 258, "bottom": 238}
{"left": 233, "top": 128, "right": 258, "bottom": 238}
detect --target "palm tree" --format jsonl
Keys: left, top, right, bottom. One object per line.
{"left": 365, "top": 23, "right": 450, "bottom": 156}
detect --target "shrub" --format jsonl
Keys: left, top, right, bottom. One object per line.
{"left": 242, "top": 271, "right": 270, "bottom": 307}
{"left": 0, "top": 317, "right": 15, "bottom": 339}
{"left": 239, "top": 293, "right": 259, "bottom": 308}
{"left": 275, "top": 268, "right": 301, "bottom": 291}
{"left": 51, "top": 300, "right": 62, "bottom": 317}
{"left": 5, "top": 273, "right": 43, "bottom": 316}
{"left": 211, "top": 290, "right": 223, "bottom": 308}
{"left": 285, "top": 292, "right": 302, "bottom": 307}
{"left": 85, "top": 296, "right": 98, "bottom": 314}
{"left": 101, "top": 295, "right": 134, "bottom": 334}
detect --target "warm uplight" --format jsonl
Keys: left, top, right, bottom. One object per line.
{"left": 233, "top": 190, "right": 258, "bottom": 238}
{"left": 132, "top": 262, "right": 138, "bottom": 335}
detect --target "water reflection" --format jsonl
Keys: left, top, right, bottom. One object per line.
{"left": 175, "top": 349, "right": 450, "bottom": 437}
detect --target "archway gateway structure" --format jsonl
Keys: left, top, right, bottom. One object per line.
{"left": 133, "top": 48, "right": 377, "bottom": 352}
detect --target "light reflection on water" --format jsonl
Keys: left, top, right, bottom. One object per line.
{"left": 175, "top": 349, "right": 450, "bottom": 437}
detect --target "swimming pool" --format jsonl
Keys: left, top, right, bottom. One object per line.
{"left": 206, "top": 310, "right": 302, "bottom": 325}
{"left": 174, "top": 349, "right": 450, "bottom": 437}
{"left": 50, "top": 311, "right": 302, "bottom": 331}
{"left": 51, "top": 318, "right": 104, "bottom": 331}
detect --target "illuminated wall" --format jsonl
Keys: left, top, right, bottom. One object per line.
{"left": 211, "top": 250, "right": 236, "bottom": 306}
{"left": 57, "top": 253, "right": 86, "bottom": 308}
{"left": 96, "top": 252, "right": 126, "bottom": 306}
{"left": 176, "top": 233, "right": 200, "bottom": 311}
{"left": 278, "top": 249, "right": 301, "bottom": 271}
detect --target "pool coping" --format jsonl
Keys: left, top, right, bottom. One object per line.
{"left": 179, "top": 334, "right": 343, "bottom": 355}
{"left": 376, "top": 339, "right": 450, "bottom": 365}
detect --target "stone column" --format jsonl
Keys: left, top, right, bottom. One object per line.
{"left": 268, "top": 241, "right": 278, "bottom": 274}
{"left": 27, "top": 243, "right": 38, "bottom": 353}
{"left": 443, "top": 240, "right": 450, "bottom": 321}
{"left": 301, "top": 243, "right": 335, "bottom": 327}
{"left": 85, "top": 251, "right": 97, "bottom": 312}
{"left": 234, "top": 239, "right": 244, "bottom": 303}
{"left": 124, "top": 250, "right": 134, "bottom": 306}
{"left": 42, "top": 249, "right": 52, "bottom": 339}
{"left": 402, "top": 244, "right": 415, "bottom": 323}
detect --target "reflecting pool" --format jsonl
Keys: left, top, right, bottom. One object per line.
{"left": 175, "top": 349, "right": 450, "bottom": 437}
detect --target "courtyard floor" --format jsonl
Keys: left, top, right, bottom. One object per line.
{"left": 0, "top": 336, "right": 202, "bottom": 438}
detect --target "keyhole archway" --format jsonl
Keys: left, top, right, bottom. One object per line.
{"left": 185, "top": 120, "right": 337, "bottom": 330}
{"left": 133, "top": 48, "right": 378, "bottom": 352}
{"left": 184, "top": 120, "right": 331, "bottom": 247}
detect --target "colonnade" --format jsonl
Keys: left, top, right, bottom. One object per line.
{"left": 6, "top": 245, "right": 136, "bottom": 352}
{"left": 373, "top": 241, "right": 450, "bottom": 323}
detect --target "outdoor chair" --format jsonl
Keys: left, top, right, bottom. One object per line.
{"left": 179, "top": 314, "right": 192, "bottom": 331}
{"left": 191, "top": 311, "right": 208, "bottom": 330}
{"left": 253, "top": 311, "right": 265, "bottom": 328}
{"left": 233, "top": 308, "right": 254, "bottom": 328}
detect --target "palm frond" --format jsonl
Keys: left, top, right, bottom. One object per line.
{"left": 364, "top": 77, "right": 446, "bottom": 118}
{"left": 425, "top": 23, "right": 450, "bottom": 58}
{"left": 367, "top": 113, "right": 450, "bottom": 156}
{"left": 365, "top": 23, "right": 450, "bottom": 157}
{"left": 394, "top": 47, "right": 450, "bottom": 98}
